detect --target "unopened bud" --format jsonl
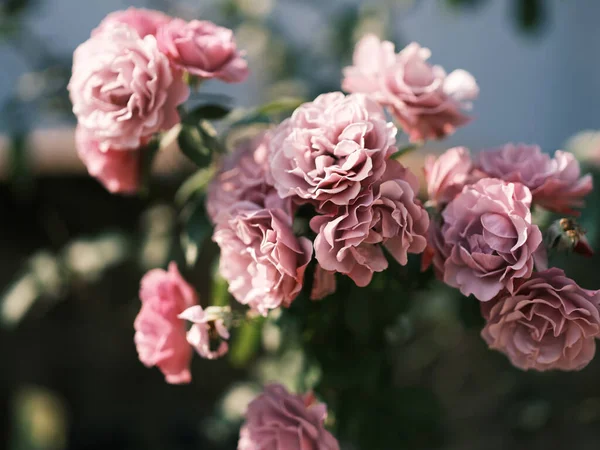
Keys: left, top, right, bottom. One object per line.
{"left": 546, "top": 218, "right": 593, "bottom": 257}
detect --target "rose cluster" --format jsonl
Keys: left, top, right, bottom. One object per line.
{"left": 206, "top": 91, "right": 431, "bottom": 318}
{"left": 68, "top": 8, "right": 248, "bottom": 193}
{"left": 425, "top": 143, "right": 599, "bottom": 371}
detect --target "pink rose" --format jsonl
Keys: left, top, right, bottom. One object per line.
{"left": 311, "top": 265, "right": 337, "bottom": 300}
{"left": 178, "top": 305, "right": 230, "bottom": 360}
{"left": 424, "top": 146, "right": 474, "bottom": 206}
{"left": 68, "top": 24, "right": 189, "bottom": 151}
{"left": 75, "top": 126, "right": 140, "bottom": 194}
{"left": 157, "top": 19, "right": 249, "bottom": 82}
{"left": 482, "top": 269, "right": 600, "bottom": 371}
{"left": 238, "top": 384, "right": 340, "bottom": 450}
{"left": 476, "top": 143, "right": 593, "bottom": 215}
{"left": 134, "top": 262, "right": 198, "bottom": 384}
{"left": 268, "top": 92, "right": 397, "bottom": 211}
{"left": 93, "top": 7, "right": 171, "bottom": 38}
{"left": 311, "top": 160, "right": 429, "bottom": 287}
{"left": 206, "top": 132, "right": 272, "bottom": 223}
{"left": 213, "top": 196, "right": 313, "bottom": 315}
{"left": 440, "top": 179, "right": 543, "bottom": 301}
{"left": 343, "top": 34, "right": 478, "bottom": 142}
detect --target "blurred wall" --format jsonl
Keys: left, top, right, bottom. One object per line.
{"left": 1, "top": 0, "right": 599, "bottom": 150}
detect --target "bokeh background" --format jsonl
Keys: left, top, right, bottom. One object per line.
{"left": 3, "top": 1, "right": 600, "bottom": 449}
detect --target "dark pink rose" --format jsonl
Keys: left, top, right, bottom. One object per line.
{"left": 476, "top": 143, "right": 593, "bottom": 215}
{"left": 268, "top": 92, "right": 397, "bottom": 211}
{"left": 69, "top": 24, "right": 189, "bottom": 151}
{"left": 238, "top": 384, "right": 339, "bottom": 450}
{"left": 213, "top": 196, "right": 313, "bottom": 315}
{"left": 440, "top": 178, "right": 543, "bottom": 301}
{"left": 311, "top": 160, "right": 429, "bottom": 287}
{"left": 424, "top": 146, "right": 475, "bottom": 206}
{"left": 482, "top": 269, "right": 600, "bottom": 371}
{"left": 206, "top": 132, "right": 272, "bottom": 223}
{"left": 134, "top": 262, "right": 197, "bottom": 384}
{"left": 343, "top": 34, "right": 478, "bottom": 142}
{"left": 178, "top": 305, "right": 230, "bottom": 360}
{"left": 75, "top": 126, "right": 140, "bottom": 194}
{"left": 157, "top": 19, "right": 249, "bottom": 82}
{"left": 93, "top": 7, "right": 171, "bottom": 38}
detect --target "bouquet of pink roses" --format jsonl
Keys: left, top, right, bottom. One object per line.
{"left": 68, "top": 8, "right": 597, "bottom": 449}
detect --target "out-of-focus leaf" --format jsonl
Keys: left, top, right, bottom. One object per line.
{"left": 177, "top": 124, "right": 213, "bottom": 168}
{"left": 180, "top": 200, "right": 212, "bottom": 266}
{"left": 390, "top": 143, "right": 418, "bottom": 160}
{"left": 515, "top": 0, "right": 545, "bottom": 32}
{"left": 212, "top": 269, "right": 230, "bottom": 307}
{"left": 174, "top": 166, "right": 216, "bottom": 207}
{"left": 9, "top": 132, "right": 33, "bottom": 194}
{"left": 183, "top": 104, "right": 231, "bottom": 125}
{"left": 1, "top": 252, "right": 63, "bottom": 329}
{"left": 11, "top": 385, "right": 68, "bottom": 450}
{"left": 229, "top": 97, "right": 305, "bottom": 128}
{"left": 138, "top": 140, "right": 159, "bottom": 196}
{"left": 229, "top": 317, "right": 265, "bottom": 368}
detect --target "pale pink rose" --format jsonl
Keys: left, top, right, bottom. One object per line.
{"left": 238, "top": 384, "right": 340, "bottom": 450}
{"left": 424, "top": 146, "right": 475, "bottom": 206}
{"left": 476, "top": 143, "right": 593, "bottom": 215}
{"left": 93, "top": 7, "right": 171, "bottom": 38}
{"left": 178, "top": 305, "right": 230, "bottom": 360}
{"left": 206, "top": 132, "right": 272, "bottom": 223}
{"left": 134, "top": 262, "right": 198, "bottom": 384}
{"left": 482, "top": 268, "right": 600, "bottom": 371}
{"left": 213, "top": 196, "right": 313, "bottom": 315}
{"left": 157, "top": 19, "right": 249, "bottom": 82}
{"left": 75, "top": 126, "right": 140, "bottom": 194}
{"left": 440, "top": 179, "right": 543, "bottom": 301}
{"left": 311, "top": 265, "right": 337, "bottom": 300}
{"left": 68, "top": 24, "right": 189, "bottom": 151}
{"left": 343, "top": 34, "right": 478, "bottom": 142}
{"left": 268, "top": 92, "right": 397, "bottom": 211}
{"left": 311, "top": 160, "right": 429, "bottom": 287}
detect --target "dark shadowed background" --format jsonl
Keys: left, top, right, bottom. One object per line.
{"left": 3, "top": 1, "right": 600, "bottom": 449}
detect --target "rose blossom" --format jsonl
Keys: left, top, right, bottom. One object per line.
{"left": 311, "top": 160, "right": 429, "bottom": 287}
{"left": 424, "top": 146, "right": 475, "bottom": 206}
{"left": 213, "top": 195, "right": 313, "bottom": 315}
{"left": 93, "top": 7, "right": 171, "bottom": 38}
{"left": 238, "top": 384, "right": 340, "bottom": 450}
{"left": 343, "top": 34, "right": 478, "bottom": 142}
{"left": 440, "top": 178, "right": 543, "bottom": 301}
{"left": 476, "top": 143, "right": 593, "bottom": 215}
{"left": 157, "top": 19, "right": 249, "bottom": 82}
{"left": 178, "top": 305, "right": 230, "bottom": 360}
{"left": 481, "top": 268, "right": 600, "bottom": 371}
{"left": 75, "top": 126, "right": 140, "bottom": 194}
{"left": 68, "top": 24, "right": 189, "bottom": 151}
{"left": 134, "top": 262, "right": 198, "bottom": 384}
{"left": 311, "top": 265, "right": 337, "bottom": 300}
{"left": 206, "top": 132, "right": 272, "bottom": 223}
{"left": 268, "top": 92, "right": 397, "bottom": 211}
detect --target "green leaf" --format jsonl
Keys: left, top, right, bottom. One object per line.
{"left": 390, "top": 144, "right": 418, "bottom": 160}
{"left": 183, "top": 104, "right": 231, "bottom": 125}
{"left": 255, "top": 97, "right": 305, "bottom": 116}
{"left": 229, "top": 317, "right": 265, "bottom": 368}
{"left": 229, "top": 97, "right": 306, "bottom": 128}
{"left": 138, "top": 140, "right": 159, "bottom": 196}
{"left": 177, "top": 125, "right": 213, "bottom": 168}
{"left": 211, "top": 270, "right": 230, "bottom": 307}
{"left": 174, "top": 166, "right": 216, "bottom": 207}
{"left": 180, "top": 200, "right": 212, "bottom": 266}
